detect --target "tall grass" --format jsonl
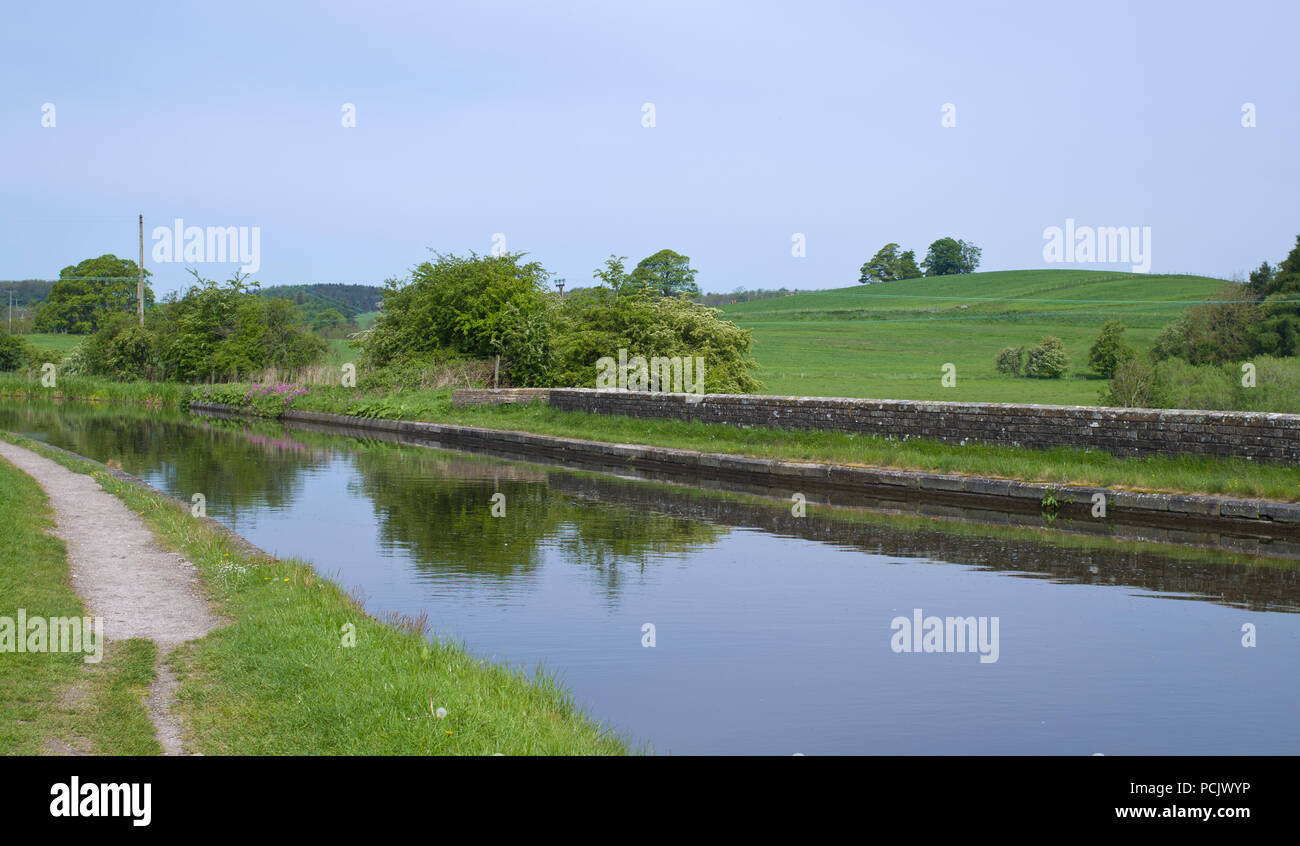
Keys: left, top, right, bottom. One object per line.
{"left": 0, "top": 373, "right": 191, "bottom": 406}
{"left": 1154, "top": 355, "right": 1300, "bottom": 413}
{"left": 250, "top": 357, "right": 495, "bottom": 390}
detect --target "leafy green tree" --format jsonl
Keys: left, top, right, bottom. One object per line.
{"left": 896, "top": 250, "right": 922, "bottom": 279}
{"left": 859, "top": 244, "right": 922, "bottom": 284}
{"left": 33, "top": 255, "right": 154, "bottom": 334}
{"left": 593, "top": 255, "right": 631, "bottom": 292}
{"left": 624, "top": 249, "right": 700, "bottom": 298}
{"left": 921, "top": 238, "right": 981, "bottom": 276}
{"left": 1256, "top": 235, "right": 1300, "bottom": 357}
{"left": 1247, "top": 261, "right": 1276, "bottom": 299}
{"left": 1087, "top": 320, "right": 1135, "bottom": 378}
{"left": 310, "top": 308, "right": 346, "bottom": 332}
{"left": 859, "top": 243, "right": 902, "bottom": 284}
{"left": 262, "top": 297, "right": 328, "bottom": 372}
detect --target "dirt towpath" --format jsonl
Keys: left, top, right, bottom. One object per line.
{"left": 0, "top": 441, "right": 220, "bottom": 755}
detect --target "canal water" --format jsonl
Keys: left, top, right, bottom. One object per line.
{"left": 2, "top": 398, "right": 1297, "bottom": 755}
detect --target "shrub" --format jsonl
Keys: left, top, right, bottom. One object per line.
{"left": 1151, "top": 283, "right": 1261, "bottom": 365}
{"left": 1024, "top": 336, "right": 1070, "bottom": 379}
{"left": 74, "top": 273, "right": 326, "bottom": 383}
{"left": 0, "top": 333, "right": 36, "bottom": 372}
{"left": 995, "top": 346, "right": 1024, "bottom": 376}
{"left": 1243, "top": 356, "right": 1300, "bottom": 412}
{"left": 1152, "top": 357, "right": 1235, "bottom": 411}
{"left": 1102, "top": 355, "right": 1300, "bottom": 413}
{"left": 1100, "top": 355, "right": 1165, "bottom": 407}
{"left": 361, "top": 252, "right": 556, "bottom": 386}
{"left": 550, "top": 287, "right": 761, "bottom": 393}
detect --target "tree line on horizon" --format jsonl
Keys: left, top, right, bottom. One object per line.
{"left": 858, "top": 237, "right": 982, "bottom": 284}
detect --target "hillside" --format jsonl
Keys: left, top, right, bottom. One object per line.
{"left": 719, "top": 269, "right": 1229, "bottom": 405}
{"left": 0, "top": 280, "right": 55, "bottom": 305}
{"left": 258, "top": 283, "right": 384, "bottom": 321}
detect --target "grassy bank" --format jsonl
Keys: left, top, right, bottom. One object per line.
{"left": 3, "top": 372, "right": 1298, "bottom": 502}
{"left": 0, "top": 432, "right": 629, "bottom": 755}
{"left": 0, "top": 373, "right": 190, "bottom": 406}
{"left": 0, "top": 454, "right": 161, "bottom": 755}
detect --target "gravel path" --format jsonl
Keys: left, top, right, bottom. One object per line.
{"left": 0, "top": 441, "right": 220, "bottom": 755}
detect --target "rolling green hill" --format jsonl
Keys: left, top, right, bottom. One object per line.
{"left": 258, "top": 283, "right": 384, "bottom": 322}
{"left": 720, "top": 270, "right": 1229, "bottom": 405}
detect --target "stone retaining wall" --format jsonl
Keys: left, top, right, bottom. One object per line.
{"left": 450, "top": 389, "right": 1300, "bottom": 464}
{"left": 451, "top": 388, "right": 553, "bottom": 406}
{"left": 190, "top": 402, "right": 1300, "bottom": 539}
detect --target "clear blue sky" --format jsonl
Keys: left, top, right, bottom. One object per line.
{"left": 2, "top": 0, "right": 1296, "bottom": 296}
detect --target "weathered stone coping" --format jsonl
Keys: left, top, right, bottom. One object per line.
{"left": 189, "top": 401, "right": 1300, "bottom": 537}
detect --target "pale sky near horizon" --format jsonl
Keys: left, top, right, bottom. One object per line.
{"left": 2, "top": 0, "right": 1296, "bottom": 296}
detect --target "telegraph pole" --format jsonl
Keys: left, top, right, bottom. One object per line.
{"left": 137, "top": 214, "right": 145, "bottom": 326}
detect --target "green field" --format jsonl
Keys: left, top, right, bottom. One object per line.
{"left": 719, "top": 270, "right": 1227, "bottom": 404}
{"left": 18, "top": 333, "right": 81, "bottom": 357}
{"left": 325, "top": 337, "right": 360, "bottom": 366}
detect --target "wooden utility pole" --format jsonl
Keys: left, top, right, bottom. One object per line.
{"left": 137, "top": 214, "right": 145, "bottom": 326}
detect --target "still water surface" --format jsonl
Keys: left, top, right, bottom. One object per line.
{"left": 2, "top": 399, "right": 1297, "bottom": 755}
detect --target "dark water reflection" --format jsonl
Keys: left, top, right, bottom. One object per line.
{"left": 2, "top": 399, "right": 1298, "bottom": 755}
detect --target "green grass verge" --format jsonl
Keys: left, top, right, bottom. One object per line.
{"left": 0, "top": 455, "right": 160, "bottom": 755}
{"left": 0, "top": 432, "right": 629, "bottom": 756}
